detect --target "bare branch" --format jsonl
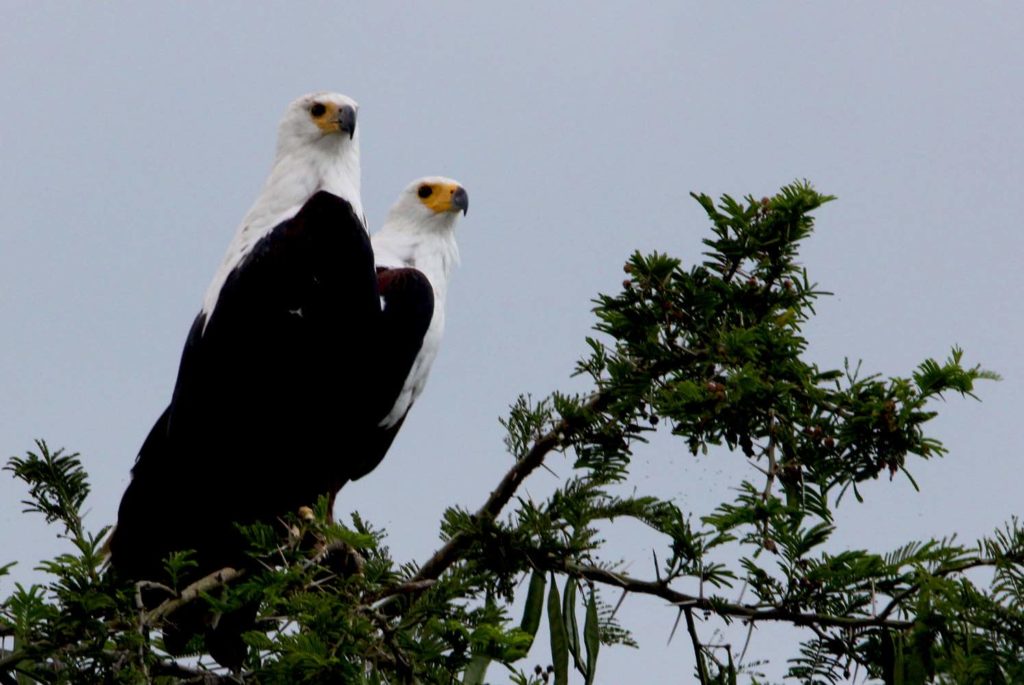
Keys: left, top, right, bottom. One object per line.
{"left": 761, "top": 409, "right": 778, "bottom": 552}
{"left": 553, "top": 559, "right": 913, "bottom": 631}
{"left": 409, "top": 393, "right": 608, "bottom": 585}
{"left": 0, "top": 650, "right": 25, "bottom": 680}
{"left": 738, "top": 620, "right": 755, "bottom": 665}
{"left": 667, "top": 607, "right": 683, "bottom": 645}
{"left": 370, "top": 580, "right": 437, "bottom": 609}
{"left": 143, "top": 567, "right": 243, "bottom": 626}
{"left": 150, "top": 659, "right": 241, "bottom": 683}
{"left": 684, "top": 608, "right": 710, "bottom": 685}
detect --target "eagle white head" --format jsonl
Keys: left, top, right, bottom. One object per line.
{"left": 252, "top": 91, "right": 363, "bottom": 230}
{"left": 201, "top": 91, "right": 363, "bottom": 319}
{"left": 274, "top": 91, "right": 360, "bottom": 158}
{"left": 384, "top": 176, "right": 468, "bottom": 229}
{"left": 374, "top": 176, "right": 467, "bottom": 285}
{"left": 371, "top": 176, "right": 469, "bottom": 428}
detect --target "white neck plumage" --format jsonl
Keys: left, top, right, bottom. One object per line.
{"left": 372, "top": 214, "right": 460, "bottom": 303}
{"left": 201, "top": 135, "right": 363, "bottom": 319}
{"left": 244, "top": 137, "right": 363, "bottom": 235}
{"left": 370, "top": 211, "right": 460, "bottom": 430}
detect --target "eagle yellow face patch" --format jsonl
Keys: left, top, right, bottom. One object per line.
{"left": 418, "top": 182, "right": 463, "bottom": 213}
{"left": 310, "top": 102, "right": 345, "bottom": 134}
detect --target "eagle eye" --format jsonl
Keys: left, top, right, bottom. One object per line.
{"left": 310, "top": 103, "right": 327, "bottom": 118}
{"left": 418, "top": 185, "right": 433, "bottom": 199}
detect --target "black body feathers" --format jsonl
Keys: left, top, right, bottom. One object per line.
{"left": 109, "top": 192, "right": 435, "bottom": 666}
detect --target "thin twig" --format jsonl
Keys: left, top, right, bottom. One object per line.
{"left": 135, "top": 579, "right": 175, "bottom": 598}
{"left": 875, "top": 553, "right": 1023, "bottom": 621}
{"left": 761, "top": 410, "right": 778, "bottom": 551}
{"left": 133, "top": 582, "right": 150, "bottom": 681}
{"left": 667, "top": 607, "right": 683, "bottom": 645}
{"left": 738, "top": 621, "right": 755, "bottom": 665}
{"left": 302, "top": 539, "right": 362, "bottom": 570}
{"left": 684, "top": 608, "right": 709, "bottom": 685}
{"left": 370, "top": 580, "right": 437, "bottom": 609}
{"left": 610, "top": 588, "right": 628, "bottom": 621}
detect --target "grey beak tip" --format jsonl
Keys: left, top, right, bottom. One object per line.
{"left": 453, "top": 187, "right": 469, "bottom": 215}
{"left": 338, "top": 105, "right": 357, "bottom": 139}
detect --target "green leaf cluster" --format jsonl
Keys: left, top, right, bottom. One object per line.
{"left": 2, "top": 182, "right": 1016, "bottom": 684}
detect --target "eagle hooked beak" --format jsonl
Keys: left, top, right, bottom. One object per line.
{"left": 452, "top": 186, "right": 468, "bottom": 215}
{"left": 337, "top": 105, "right": 356, "bottom": 139}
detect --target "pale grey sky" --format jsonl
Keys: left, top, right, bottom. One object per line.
{"left": 2, "top": 3, "right": 1022, "bottom": 682}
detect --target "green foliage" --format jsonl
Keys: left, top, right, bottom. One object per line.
{"left": 5, "top": 441, "right": 91, "bottom": 538}
{"left": 1, "top": 444, "right": 143, "bottom": 684}
{"left": 2, "top": 182, "right": 1017, "bottom": 684}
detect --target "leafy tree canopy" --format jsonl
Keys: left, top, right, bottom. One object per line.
{"left": 2, "top": 182, "right": 1018, "bottom": 684}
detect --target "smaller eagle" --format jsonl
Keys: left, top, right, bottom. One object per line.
{"left": 354, "top": 177, "right": 469, "bottom": 483}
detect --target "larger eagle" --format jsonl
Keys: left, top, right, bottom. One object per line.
{"left": 108, "top": 92, "right": 467, "bottom": 664}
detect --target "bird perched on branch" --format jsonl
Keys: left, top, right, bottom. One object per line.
{"left": 365, "top": 176, "right": 468, "bottom": 470}
{"left": 109, "top": 91, "right": 375, "bottom": 666}
{"left": 108, "top": 92, "right": 469, "bottom": 668}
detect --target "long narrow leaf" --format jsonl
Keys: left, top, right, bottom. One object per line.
{"left": 462, "top": 654, "right": 491, "bottom": 685}
{"left": 584, "top": 589, "right": 600, "bottom": 685}
{"left": 520, "top": 569, "right": 546, "bottom": 640}
{"left": 563, "top": 576, "right": 585, "bottom": 674}
{"left": 547, "top": 575, "right": 569, "bottom": 685}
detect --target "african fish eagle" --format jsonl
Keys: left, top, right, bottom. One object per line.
{"left": 109, "top": 92, "right": 378, "bottom": 664}
{"left": 109, "top": 92, "right": 468, "bottom": 666}
{"left": 369, "top": 176, "right": 468, "bottom": 454}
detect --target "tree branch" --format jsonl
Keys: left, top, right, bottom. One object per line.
{"left": 150, "top": 659, "right": 241, "bottom": 683}
{"left": 684, "top": 608, "right": 710, "bottom": 685}
{"left": 409, "top": 393, "right": 608, "bottom": 585}
{"left": 370, "top": 579, "right": 437, "bottom": 608}
{"left": 552, "top": 559, "right": 913, "bottom": 631}
{"left": 143, "top": 567, "right": 243, "bottom": 626}
{"left": 0, "top": 650, "right": 25, "bottom": 679}
{"left": 761, "top": 409, "right": 778, "bottom": 552}
{"left": 876, "top": 552, "right": 1024, "bottom": 621}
